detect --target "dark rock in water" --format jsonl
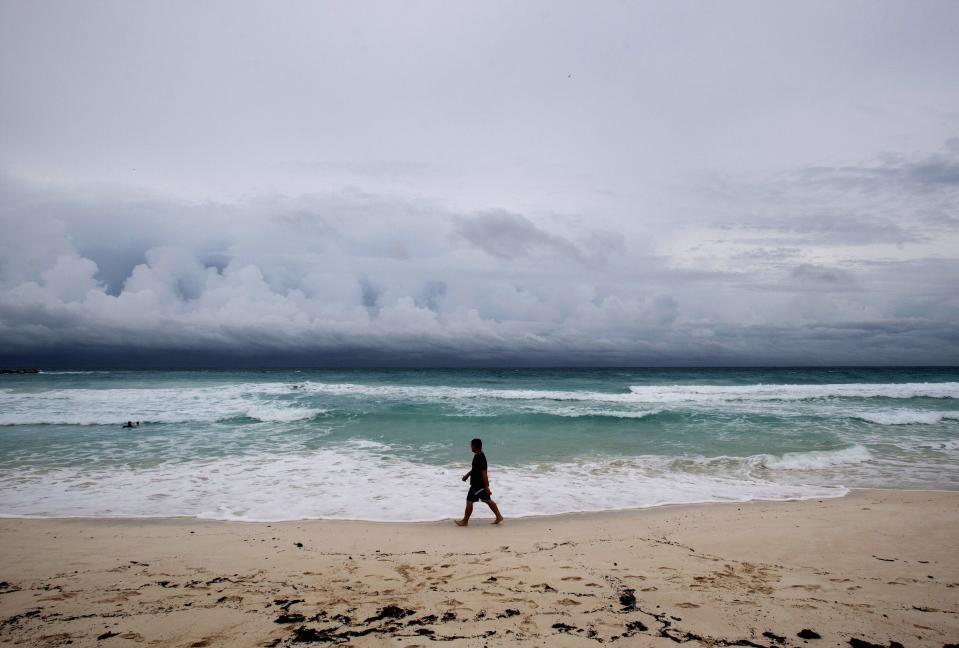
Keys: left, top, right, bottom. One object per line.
{"left": 485, "top": 576, "right": 497, "bottom": 582}
{"left": 97, "top": 631, "right": 119, "bottom": 640}
{"left": 407, "top": 614, "right": 437, "bottom": 625}
{"left": 763, "top": 631, "right": 787, "bottom": 643}
{"left": 363, "top": 605, "right": 414, "bottom": 624}
{"left": 294, "top": 542, "right": 303, "bottom": 548}
{"left": 889, "top": 642, "right": 904, "bottom": 648}
{"left": 331, "top": 614, "right": 351, "bottom": 624}
{"left": 0, "top": 368, "right": 39, "bottom": 374}
{"left": 274, "top": 613, "right": 306, "bottom": 624}
{"left": 440, "top": 611, "right": 457, "bottom": 622}
{"left": 849, "top": 639, "right": 885, "bottom": 648}
{"left": 626, "top": 620, "right": 648, "bottom": 632}
{"left": 415, "top": 628, "right": 435, "bottom": 636}
{"left": 798, "top": 629, "right": 822, "bottom": 640}
{"left": 552, "top": 623, "right": 577, "bottom": 633}
{"left": 619, "top": 588, "right": 637, "bottom": 610}
{"left": 497, "top": 609, "right": 520, "bottom": 618}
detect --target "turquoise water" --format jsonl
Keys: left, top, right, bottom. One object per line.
{"left": 1, "top": 368, "right": 957, "bottom": 520}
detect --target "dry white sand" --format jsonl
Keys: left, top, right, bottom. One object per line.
{"left": 1, "top": 488, "right": 956, "bottom": 647}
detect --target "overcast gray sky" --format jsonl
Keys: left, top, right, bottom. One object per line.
{"left": 1, "top": 0, "right": 958, "bottom": 366}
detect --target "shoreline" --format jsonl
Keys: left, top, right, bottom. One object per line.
{"left": 1, "top": 487, "right": 957, "bottom": 647}
{"left": 5, "top": 485, "right": 959, "bottom": 525}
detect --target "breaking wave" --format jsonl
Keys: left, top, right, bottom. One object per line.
{"left": 849, "top": 410, "right": 959, "bottom": 426}
{"left": 0, "top": 442, "right": 853, "bottom": 521}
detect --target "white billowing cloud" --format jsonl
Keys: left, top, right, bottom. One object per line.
{"left": 41, "top": 256, "right": 102, "bottom": 303}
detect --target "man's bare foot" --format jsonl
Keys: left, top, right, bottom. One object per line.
{"left": 492, "top": 517, "right": 504, "bottom": 525}
{"left": 455, "top": 519, "right": 468, "bottom": 527}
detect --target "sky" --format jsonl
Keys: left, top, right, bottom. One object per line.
{"left": 1, "top": 0, "right": 958, "bottom": 367}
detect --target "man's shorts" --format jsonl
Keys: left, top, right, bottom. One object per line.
{"left": 466, "top": 485, "right": 491, "bottom": 502}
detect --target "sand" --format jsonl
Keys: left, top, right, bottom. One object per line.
{"left": 1, "top": 489, "right": 956, "bottom": 647}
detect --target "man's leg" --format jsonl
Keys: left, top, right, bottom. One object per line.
{"left": 455, "top": 501, "right": 473, "bottom": 526}
{"left": 486, "top": 499, "right": 504, "bottom": 524}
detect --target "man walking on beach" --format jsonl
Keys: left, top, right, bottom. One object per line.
{"left": 456, "top": 438, "right": 504, "bottom": 526}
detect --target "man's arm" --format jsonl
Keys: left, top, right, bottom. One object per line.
{"left": 482, "top": 470, "right": 491, "bottom": 495}
{"left": 462, "top": 469, "right": 471, "bottom": 482}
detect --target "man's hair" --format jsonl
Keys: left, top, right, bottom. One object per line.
{"left": 470, "top": 438, "right": 482, "bottom": 450}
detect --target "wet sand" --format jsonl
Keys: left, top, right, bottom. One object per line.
{"left": 1, "top": 489, "right": 957, "bottom": 647}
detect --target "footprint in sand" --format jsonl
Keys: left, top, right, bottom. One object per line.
{"left": 556, "top": 598, "right": 581, "bottom": 606}
{"left": 95, "top": 591, "right": 141, "bottom": 604}
{"left": 676, "top": 602, "right": 700, "bottom": 608}
{"left": 561, "top": 576, "right": 583, "bottom": 581}
{"left": 395, "top": 564, "right": 416, "bottom": 583}
{"left": 37, "top": 591, "right": 76, "bottom": 602}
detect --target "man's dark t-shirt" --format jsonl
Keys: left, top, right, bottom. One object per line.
{"left": 470, "top": 452, "right": 488, "bottom": 487}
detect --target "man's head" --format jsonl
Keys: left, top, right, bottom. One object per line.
{"left": 470, "top": 438, "right": 482, "bottom": 453}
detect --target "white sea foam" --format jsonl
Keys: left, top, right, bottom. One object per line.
{"left": 241, "top": 403, "right": 326, "bottom": 423}
{"left": 760, "top": 445, "right": 873, "bottom": 470}
{"left": 522, "top": 405, "right": 663, "bottom": 419}
{"left": 663, "top": 446, "right": 874, "bottom": 478}
{"left": 0, "top": 384, "right": 323, "bottom": 425}
{"left": 627, "top": 383, "right": 959, "bottom": 403}
{"left": 0, "top": 443, "right": 850, "bottom": 521}
{"left": 850, "top": 410, "right": 959, "bottom": 425}
{"left": 299, "top": 380, "right": 959, "bottom": 404}
{"left": 3, "top": 380, "right": 958, "bottom": 426}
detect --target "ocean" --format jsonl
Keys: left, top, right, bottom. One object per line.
{"left": 1, "top": 368, "right": 957, "bottom": 521}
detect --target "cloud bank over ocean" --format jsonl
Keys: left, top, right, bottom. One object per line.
{"left": 2, "top": 154, "right": 957, "bottom": 366}
{"left": 1, "top": 2, "right": 958, "bottom": 366}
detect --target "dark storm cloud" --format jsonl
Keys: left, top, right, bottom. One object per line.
{"left": 696, "top": 139, "right": 959, "bottom": 248}
{"left": 798, "top": 138, "right": 959, "bottom": 192}
{"left": 455, "top": 211, "right": 587, "bottom": 264}
{"left": 790, "top": 264, "right": 855, "bottom": 286}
